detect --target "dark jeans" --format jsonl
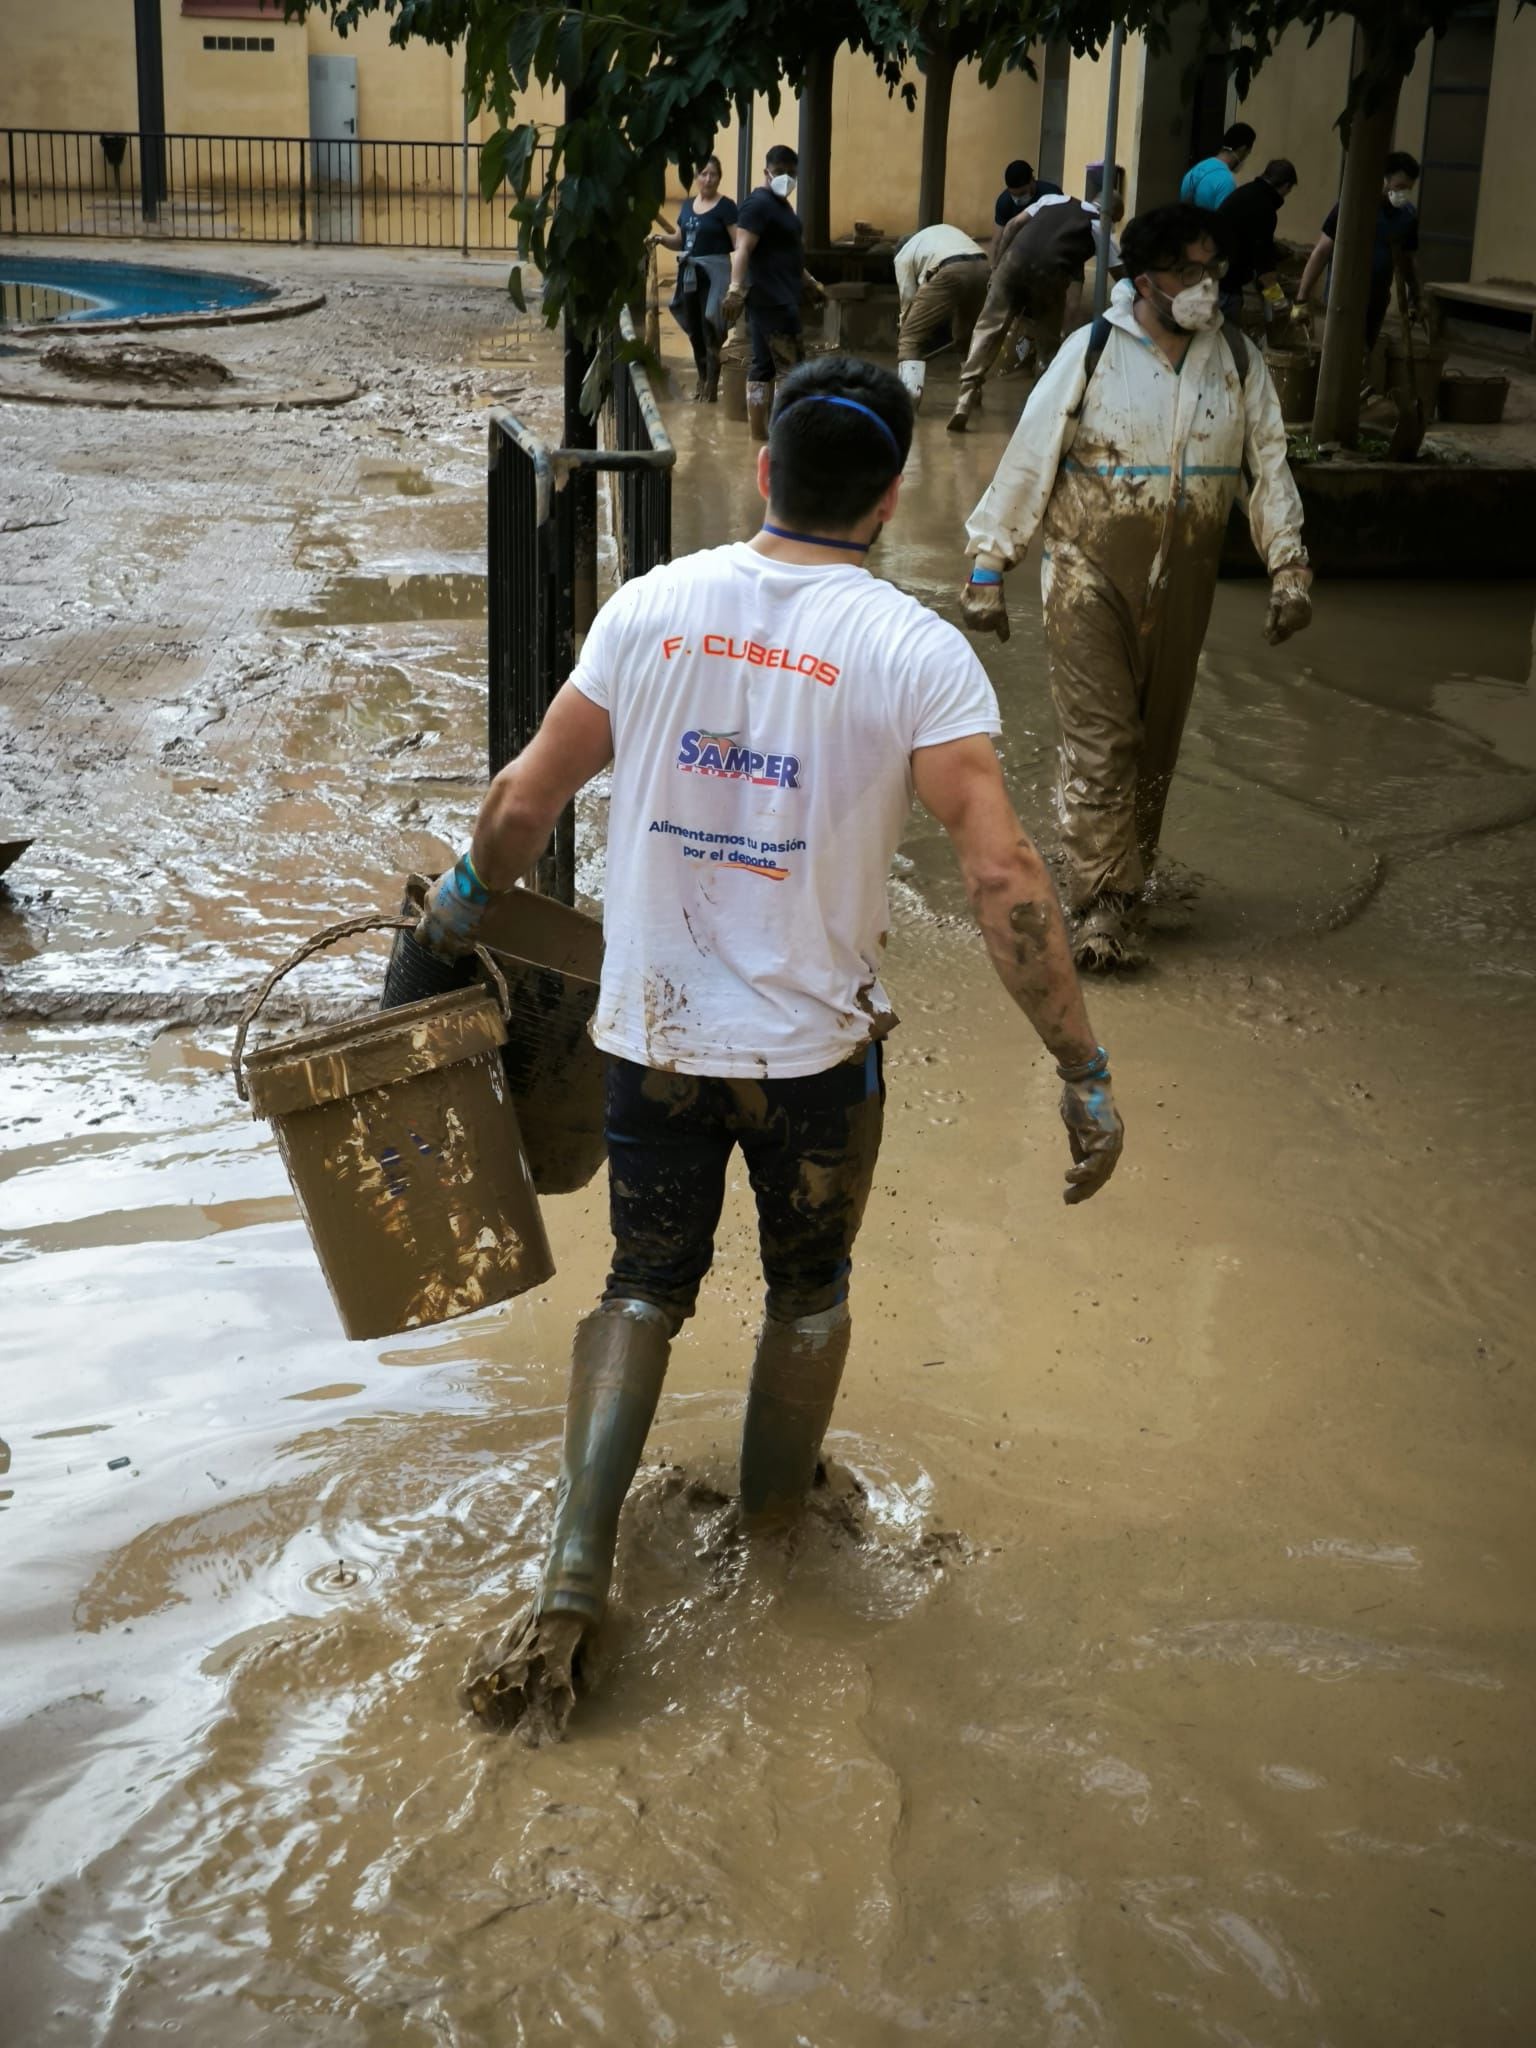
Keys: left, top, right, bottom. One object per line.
{"left": 603, "top": 1049, "right": 884, "bottom": 1327}
{"left": 674, "top": 281, "right": 711, "bottom": 381}
{"left": 746, "top": 303, "right": 804, "bottom": 384}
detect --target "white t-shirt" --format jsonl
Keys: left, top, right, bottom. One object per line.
{"left": 570, "top": 542, "right": 1000, "bottom": 1079}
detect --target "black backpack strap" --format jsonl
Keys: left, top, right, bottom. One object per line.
{"left": 1070, "top": 314, "right": 1114, "bottom": 419}
{"left": 1221, "top": 316, "right": 1251, "bottom": 384}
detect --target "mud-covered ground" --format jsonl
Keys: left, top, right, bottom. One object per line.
{"left": 2, "top": 244, "right": 1534, "bottom": 2046}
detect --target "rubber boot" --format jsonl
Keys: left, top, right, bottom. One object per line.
{"left": 739, "top": 1302, "right": 851, "bottom": 1520}
{"left": 702, "top": 344, "right": 721, "bottom": 404}
{"left": 541, "top": 1297, "right": 673, "bottom": 1624}
{"left": 747, "top": 377, "right": 773, "bottom": 443}
{"left": 898, "top": 358, "right": 926, "bottom": 413}
{"left": 946, "top": 388, "right": 976, "bottom": 434}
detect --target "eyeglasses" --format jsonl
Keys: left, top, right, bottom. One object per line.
{"left": 1159, "top": 257, "right": 1229, "bottom": 288}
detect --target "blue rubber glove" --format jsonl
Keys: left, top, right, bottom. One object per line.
{"left": 960, "top": 564, "right": 1009, "bottom": 642}
{"left": 1057, "top": 1046, "right": 1124, "bottom": 1205}
{"left": 417, "top": 851, "right": 491, "bottom": 961}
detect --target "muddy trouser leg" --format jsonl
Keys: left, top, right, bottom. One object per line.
{"left": 537, "top": 1060, "right": 734, "bottom": 1624}
{"left": 747, "top": 308, "right": 803, "bottom": 440}
{"left": 1044, "top": 557, "right": 1149, "bottom": 911}
{"left": 733, "top": 1046, "right": 885, "bottom": 1516}
{"left": 952, "top": 273, "right": 1017, "bottom": 418}
{"left": 1014, "top": 273, "right": 1070, "bottom": 373}
{"left": 1132, "top": 558, "right": 1217, "bottom": 876}
{"left": 676, "top": 283, "right": 710, "bottom": 387}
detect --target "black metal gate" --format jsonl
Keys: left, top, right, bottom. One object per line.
{"left": 487, "top": 311, "right": 674, "bottom": 902}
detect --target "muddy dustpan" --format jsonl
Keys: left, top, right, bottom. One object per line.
{"left": 233, "top": 912, "right": 554, "bottom": 1342}
{"left": 381, "top": 877, "right": 606, "bottom": 1197}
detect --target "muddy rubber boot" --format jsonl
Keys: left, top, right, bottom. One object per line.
{"left": 747, "top": 377, "right": 774, "bottom": 443}
{"left": 702, "top": 347, "right": 721, "bottom": 404}
{"left": 898, "top": 358, "right": 926, "bottom": 413}
{"left": 739, "top": 1302, "right": 851, "bottom": 1521}
{"left": 462, "top": 1298, "right": 672, "bottom": 1746}
{"left": 946, "top": 389, "right": 976, "bottom": 434}
{"left": 1072, "top": 892, "right": 1148, "bottom": 974}
{"left": 542, "top": 1297, "right": 673, "bottom": 1623}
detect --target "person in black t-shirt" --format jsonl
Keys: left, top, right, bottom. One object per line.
{"left": 1214, "top": 158, "right": 1297, "bottom": 320}
{"left": 721, "top": 144, "right": 822, "bottom": 442}
{"left": 1297, "top": 150, "right": 1422, "bottom": 349}
{"left": 653, "top": 154, "right": 739, "bottom": 401}
{"left": 994, "top": 159, "right": 1063, "bottom": 232}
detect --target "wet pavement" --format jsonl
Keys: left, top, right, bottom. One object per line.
{"left": 2, "top": 252, "right": 1535, "bottom": 2044}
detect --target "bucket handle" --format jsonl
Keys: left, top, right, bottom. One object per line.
{"left": 231, "top": 913, "right": 512, "bottom": 1102}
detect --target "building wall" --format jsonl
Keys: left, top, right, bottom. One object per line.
{"left": 1230, "top": 16, "right": 1354, "bottom": 241}
{"left": 1061, "top": 37, "right": 1144, "bottom": 212}
{"left": 1, "top": 0, "right": 142, "bottom": 132}
{"left": 159, "top": 2, "right": 308, "bottom": 139}
{"left": 1472, "top": 0, "right": 1535, "bottom": 284}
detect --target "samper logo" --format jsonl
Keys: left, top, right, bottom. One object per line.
{"left": 676, "top": 728, "right": 802, "bottom": 789}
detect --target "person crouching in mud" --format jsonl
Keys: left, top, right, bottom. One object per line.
{"left": 414, "top": 355, "right": 1124, "bottom": 1745}
{"left": 959, "top": 203, "right": 1313, "bottom": 971}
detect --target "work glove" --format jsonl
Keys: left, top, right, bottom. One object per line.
{"left": 719, "top": 286, "right": 745, "bottom": 331}
{"left": 1057, "top": 1046, "right": 1124, "bottom": 1206}
{"left": 1264, "top": 561, "right": 1314, "bottom": 646}
{"left": 960, "top": 569, "right": 1010, "bottom": 642}
{"left": 416, "top": 850, "right": 492, "bottom": 961}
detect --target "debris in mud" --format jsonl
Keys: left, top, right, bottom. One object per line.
{"left": 464, "top": 1604, "right": 588, "bottom": 1747}
{"left": 42, "top": 340, "right": 234, "bottom": 389}
{"left": 106, "top": 1457, "right": 130, "bottom": 1471}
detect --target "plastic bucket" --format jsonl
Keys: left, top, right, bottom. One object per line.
{"left": 1436, "top": 368, "right": 1509, "bottom": 423}
{"left": 234, "top": 914, "right": 554, "bottom": 1341}
{"left": 1266, "top": 347, "right": 1320, "bottom": 424}
{"left": 383, "top": 879, "right": 607, "bottom": 1197}
{"left": 1385, "top": 333, "right": 1447, "bottom": 419}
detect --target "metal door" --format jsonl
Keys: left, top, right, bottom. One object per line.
{"left": 308, "top": 55, "right": 359, "bottom": 189}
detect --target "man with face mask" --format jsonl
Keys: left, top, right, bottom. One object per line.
{"left": 957, "top": 205, "right": 1310, "bottom": 971}
{"left": 1297, "top": 151, "right": 1422, "bottom": 350}
{"left": 722, "top": 145, "right": 819, "bottom": 442}
{"left": 893, "top": 220, "right": 990, "bottom": 412}
{"left": 1180, "top": 123, "right": 1257, "bottom": 212}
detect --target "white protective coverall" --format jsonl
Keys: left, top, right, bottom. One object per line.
{"left": 966, "top": 278, "right": 1306, "bottom": 910}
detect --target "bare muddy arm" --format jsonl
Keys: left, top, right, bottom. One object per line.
{"left": 1297, "top": 231, "right": 1333, "bottom": 307}
{"left": 915, "top": 736, "right": 1124, "bottom": 1204}
{"left": 416, "top": 685, "right": 612, "bottom": 956}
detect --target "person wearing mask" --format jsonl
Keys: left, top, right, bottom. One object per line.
{"left": 946, "top": 166, "right": 1122, "bottom": 434}
{"left": 652, "top": 155, "right": 738, "bottom": 402}
{"left": 721, "top": 145, "right": 822, "bottom": 443}
{"left": 958, "top": 205, "right": 1311, "bottom": 971}
{"left": 1296, "top": 151, "right": 1422, "bottom": 350}
{"left": 1214, "top": 157, "right": 1298, "bottom": 322}
{"left": 893, "top": 222, "right": 990, "bottom": 411}
{"left": 1180, "top": 123, "right": 1256, "bottom": 212}
{"left": 421, "top": 354, "right": 1124, "bottom": 1743}
{"left": 995, "top": 158, "right": 1063, "bottom": 231}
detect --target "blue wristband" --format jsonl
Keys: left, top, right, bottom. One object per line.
{"left": 969, "top": 566, "right": 1003, "bottom": 586}
{"left": 1057, "top": 1045, "right": 1110, "bottom": 1083}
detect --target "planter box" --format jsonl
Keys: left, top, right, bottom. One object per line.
{"left": 1222, "top": 455, "right": 1536, "bottom": 579}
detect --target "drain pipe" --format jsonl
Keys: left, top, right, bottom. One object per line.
{"left": 1093, "top": 22, "right": 1125, "bottom": 317}
{"left": 460, "top": 51, "right": 471, "bottom": 258}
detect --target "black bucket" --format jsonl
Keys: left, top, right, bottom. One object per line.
{"left": 383, "top": 877, "right": 606, "bottom": 1196}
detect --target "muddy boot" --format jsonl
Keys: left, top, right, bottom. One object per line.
{"left": 747, "top": 377, "right": 774, "bottom": 443}
{"left": 898, "top": 358, "right": 926, "bottom": 414}
{"left": 702, "top": 347, "right": 721, "bottom": 404}
{"left": 946, "top": 389, "right": 977, "bottom": 434}
{"left": 739, "top": 1303, "right": 851, "bottom": 1521}
{"left": 462, "top": 1298, "right": 671, "bottom": 1744}
{"left": 1072, "top": 891, "right": 1148, "bottom": 974}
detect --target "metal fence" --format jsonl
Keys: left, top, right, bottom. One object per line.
{"left": 2, "top": 127, "right": 548, "bottom": 251}
{"left": 487, "top": 310, "right": 675, "bottom": 902}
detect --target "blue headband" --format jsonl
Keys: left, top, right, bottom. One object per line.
{"left": 778, "top": 393, "right": 904, "bottom": 469}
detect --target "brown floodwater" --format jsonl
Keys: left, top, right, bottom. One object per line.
{"left": 2, "top": 328, "right": 1534, "bottom": 2045}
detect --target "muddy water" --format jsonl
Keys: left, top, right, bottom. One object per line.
{"left": 3, "top": 318, "right": 1535, "bottom": 2045}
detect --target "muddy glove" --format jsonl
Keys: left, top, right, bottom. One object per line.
{"left": 1264, "top": 562, "right": 1314, "bottom": 647}
{"left": 1057, "top": 1046, "right": 1125, "bottom": 1206}
{"left": 961, "top": 565, "right": 1010, "bottom": 643}
{"left": 416, "top": 850, "right": 491, "bottom": 961}
{"left": 720, "top": 286, "right": 745, "bottom": 331}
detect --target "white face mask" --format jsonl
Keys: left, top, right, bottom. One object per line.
{"left": 769, "top": 173, "right": 796, "bottom": 199}
{"left": 1164, "top": 277, "right": 1222, "bottom": 332}
{"left": 1387, "top": 188, "right": 1412, "bottom": 209}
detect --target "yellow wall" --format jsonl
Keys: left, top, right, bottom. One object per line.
{"left": 1232, "top": 15, "right": 1355, "bottom": 240}
{"left": 944, "top": 62, "right": 1044, "bottom": 240}
{"left": 0, "top": 0, "right": 140, "bottom": 132}
{"left": 160, "top": 2, "right": 308, "bottom": 139}
{"left": 1062, "top": 37, "right": 1143, "bottom": 211}
{"left": 1472, "top": 0, "right": 1536, "bottom": 284}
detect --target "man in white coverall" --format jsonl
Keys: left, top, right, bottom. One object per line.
{"left": 412, "top": 355, "right": 1124, "bottom": 1743}
{"left": 960, "top": 204, "right": 1312, "bottom": 969}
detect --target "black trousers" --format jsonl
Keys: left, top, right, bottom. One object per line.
{"left": 602, "top": 1049, "right": 884, "bottom": 1326}
{"left": 746, "top": 304, "right": 804, "bottom": 385}
{"left": 674, "top": 281, "right": 711, "bottom": 380}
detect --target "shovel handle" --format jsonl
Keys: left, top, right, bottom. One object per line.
{"left": 231, "top": 912, "right": 511, "bottom": 1101}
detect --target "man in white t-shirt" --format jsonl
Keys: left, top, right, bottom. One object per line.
{"left": 416, "top": 355, "right": 1124, "bottom": 1744}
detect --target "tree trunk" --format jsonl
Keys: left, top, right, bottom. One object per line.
{"left": 1312, "top": 32, "right": 1406, "bottom": 447}
{"left": 918, "top": 40, "right": 956, "bottom": 227}
{"left": 797, "top": 44, "right": 835, "bottom": 251}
